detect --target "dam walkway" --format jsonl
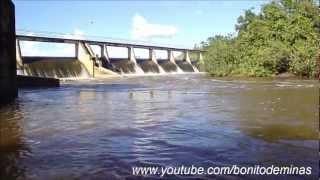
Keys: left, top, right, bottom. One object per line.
{"left": 16, "top": 34, "right": 205, "bottom": 77}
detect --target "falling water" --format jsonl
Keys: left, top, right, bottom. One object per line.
{"left": 191, "top": 60, "right": 200, "bottom": 73}
{"left": 192, "top": 65, "right": 199, "bottom": 73}
{"left": 19, "top": 58, "right": 90, "bottom": 78}
{"left": 128, "top": 57, "right": 144, "bottom": 74}
{"left": 135, "top": 60, "right": 158, "bottom": 73}
{"left": 175, "top": 61, "right": 195, "bottom": 72}
{"left": 175, "top": 63, "right": 184, "bottom": 73}
{"left": 157, "top": 65, "right": 166, "bottom": 74}
{"left": 133, "top": 62, "right": 145, "bottom": 74}
{"left": 18, "top": 57, "right": 200, "bottom": 79}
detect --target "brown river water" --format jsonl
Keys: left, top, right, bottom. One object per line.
{"left": 0, "top": 74, "right": 318, "bottom": 180}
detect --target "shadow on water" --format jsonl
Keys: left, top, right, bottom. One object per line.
{"left": 0, "top": 102, "right": 30, "bottom": 180}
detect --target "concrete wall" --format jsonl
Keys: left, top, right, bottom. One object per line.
{"left": 77, "top": 42, "right": 95, "bottom": 77}
{"left": 77, "top": 42, "right": 119, "bottom": 78}
{"left": 16, "top": 40, "right": 23, "bottom": 69}
{"left": 0, "top": 0, "right": 17, "bottom": 104}
{"left": 17, "top": 75, "right": 60, "bottom": 87}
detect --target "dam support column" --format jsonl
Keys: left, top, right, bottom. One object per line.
{"left": 128, "top": 46, "right": 144, "bottom": 73}
{"left": 150, "top": 48, "right": 165, "bottom": 73}
{"left": 0, "top": 0, "right": 17, "bottom": 104}
{"left": 199, "top": 52, "right": 203, "bottom": 62}
{"left": 184, "top": 50, "right": 199, "bottom": 72}
{"left": 149, "top": 48, "right": 158, "bottom": 64}
{"left": 100, "top": 45, "right": 105, "bottom": 58}
{"left": 198, "top": 52, "right": 204, "bottom": 70}
{"left": 168, "top": 50, "right": 175, "bottom": 64}
{"left": 128, "top": 47, "right": 137, "bottom": 63}
{"left": 184, "top": 50, "right": 192, "bottom": 64}
{"left": 77, "top": 42, "right": 95, "bottom": 77}
{"left": 101, "top": 45, "right": 110, "bottom": 62}
{"left": 16, "top": 40, "right": 23, "bottom": 74}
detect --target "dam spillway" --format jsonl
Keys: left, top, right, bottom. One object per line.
{"left": 19, "top": 57, "right": 89, "bottom": 78}
{"left": 16, "top": 35, "right": 204, "bottom": 78}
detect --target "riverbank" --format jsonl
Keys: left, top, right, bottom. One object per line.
{"left": 204, "top": 72, "right": 319, "bottom": 81}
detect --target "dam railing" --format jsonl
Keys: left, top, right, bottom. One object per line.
{"left": 16, "top": 34, "right": 205, "bottom": 53}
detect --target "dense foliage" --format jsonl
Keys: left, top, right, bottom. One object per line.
{"left": 199, "top": 0, "right": 320, "bottom": 78}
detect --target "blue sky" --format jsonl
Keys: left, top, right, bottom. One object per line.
{"left": 14, "top": 0, "right": 270, "bottom": 49}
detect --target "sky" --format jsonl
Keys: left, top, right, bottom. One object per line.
{"left": 13, "top": 0, "right": 270, "bottom": 58}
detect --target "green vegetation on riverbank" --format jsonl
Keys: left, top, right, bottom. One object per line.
{"left": 199, "top": 0, "right": 320, "bottom": 78}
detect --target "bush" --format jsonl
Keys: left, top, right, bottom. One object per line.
{"left": 200, "top": 0, "right": 320, "bottom": 78}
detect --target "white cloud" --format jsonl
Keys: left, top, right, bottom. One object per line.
{"left": 131, "top": 14, "right": 178, "bottom": 40}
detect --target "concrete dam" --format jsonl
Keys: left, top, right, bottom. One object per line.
{"left": 16, "top": 35, "right": 205, "bottom": 79}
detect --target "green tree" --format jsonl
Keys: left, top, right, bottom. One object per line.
{"left": 200, "top": 0, "right": 320, "bottom": 78}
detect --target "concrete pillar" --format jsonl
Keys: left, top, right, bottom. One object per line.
{"left": 77, "top": 42, "right": 95, "bottom": 77}
{"left": 149, "top": 48, "right": 157, "bottom": 63}
{"left": 127, "top": 47, "right": 132, "bottom": 60}
{"left": 99, "top": 44, "right": 104, "bottom": 58}
{"left": 199, "top": 52, "right": 203, "bottom": 61}
{"left": 198, "top": 51, "right": 205, "bottom": 68}
{"left": 184, "top": 50, "right": 191, "bottom": 64}
{"left": 102, "top": 45, "right": 110, "bottom": 62}
{"left": 16, "top": 40, "right": 23, "bottom": 68}
{"left": 0, "top": 0, "right": 17, "bottom": 104}
{"left": 75, "top": 42, "right": 79, "bottom": 58}
{"left": 128, "top": 47, "right": 136, "bottom": 63}
{"left": 149, "top": 48, "right": 152, "bottom": 60}
{"left": 16, "top": 39, "right": 25, "bottom": 76}
{"left": 168, "top": 50, "right": 175, "bottom": 63}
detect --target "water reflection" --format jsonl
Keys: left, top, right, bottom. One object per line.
{"left": 233, "top": 87, "right": 318, "bottom": 142}
{"left": 0, "top": 103, "right": 29, "bottom": 180}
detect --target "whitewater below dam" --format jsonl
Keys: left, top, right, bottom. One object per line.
{"left": 0, "top": 74, "right": 318, "bottom": 179}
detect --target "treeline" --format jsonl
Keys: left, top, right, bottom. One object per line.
{"left": 199, "top": 0, "right": 320, "bottom": 78}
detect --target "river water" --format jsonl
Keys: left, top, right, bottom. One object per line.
{"left": 0, "top": 74, "right": 318, "bottom": 180}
